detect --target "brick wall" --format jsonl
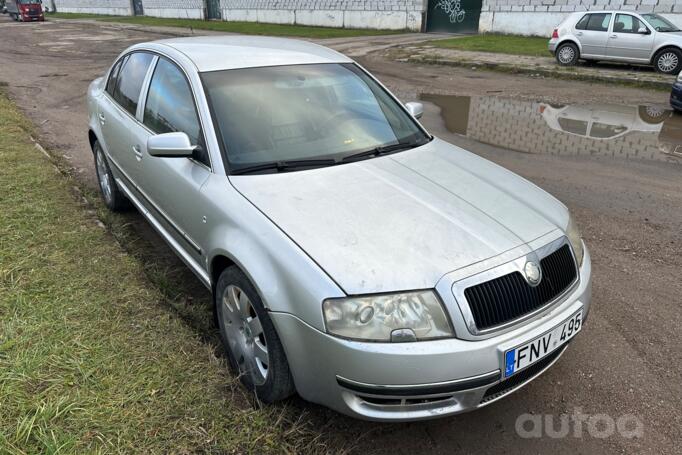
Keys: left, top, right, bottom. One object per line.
{"left": 54, "top": 0, "right": 132, "bottom": 15}
{"left": 54, "top": 0, "right": 425, "bottom": 30}
{"left": 142, "top": 0, "right": 205, "bottom": 19}
{"left": 219, "top": 0, "right": 425, "bottom": 29}
{"left": 480, "top": 0, "right": 682, "bottom": 35}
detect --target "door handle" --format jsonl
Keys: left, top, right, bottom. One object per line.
{"left": 576, "top": 32, "right": 583, "bottom": 36}
{"left": 98, "top": 113, "right": 106, "bottom": 125}
{"left": 132, "top": 145, "right": 143, "bottom": 160}
{"left": 610, "top": 34, "right": 617, "bottom": 38}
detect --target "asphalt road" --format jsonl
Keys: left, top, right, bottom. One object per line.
{"left": 1, "top": 17, "right": 680, "bottom": 454}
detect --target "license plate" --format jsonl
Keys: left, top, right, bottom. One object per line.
{"left": 504, "top": 309, "right": 583, "bottom": 378}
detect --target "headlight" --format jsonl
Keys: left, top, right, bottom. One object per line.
{"left": 677, "top": 71, "right": 682, "bottom": 82}
{"left": 322, "top": 290, "right": 453, "bottom": 342}
{"left": 566, "top": 214, "right": 584, "bottom": 267}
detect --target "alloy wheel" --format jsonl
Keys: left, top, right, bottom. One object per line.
{"left": 558, "top": 46, "right": 575, "bottom": 64}
{"left": 221, "top": 285, "right": 269, "bottom": 385}
{"left": 657, "top": 52, "right": 679, "bottom": 73}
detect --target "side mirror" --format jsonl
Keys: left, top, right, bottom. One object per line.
{"left": 638, "top": 27, "right": 650, "bottom": 35}
{"left": 405, "top": 101, "right": 424, "bottom": 119}
{"left": 147, "top": 132, "right": 196, "bottom": 158}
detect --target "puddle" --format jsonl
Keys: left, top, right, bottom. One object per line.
{"left": 420, "top": 94, "right": 682, "bottom": 165}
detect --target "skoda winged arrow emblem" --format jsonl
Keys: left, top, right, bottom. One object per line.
{"left": 524, "top": 261, "right": 542, "bottom": 286}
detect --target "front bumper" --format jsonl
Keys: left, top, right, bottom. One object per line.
{"left": 272, "top": 246, "right": 592, "bottom": 421}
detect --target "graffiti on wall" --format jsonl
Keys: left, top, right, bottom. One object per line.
{"left": 434, "top": 0, "right": 466, "bottom": 23}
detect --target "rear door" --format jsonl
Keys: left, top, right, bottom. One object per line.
{"left": 575, "top": 12, "right": 612, "bottom": 57}
{"left": 606, "top": 14, "right": 654, "bottom": 61}
{"left": 99, "top": 52, "right": 155, "bottom": 187}
{"left": 135, "top": 56, "right": 211, "bottom": 265}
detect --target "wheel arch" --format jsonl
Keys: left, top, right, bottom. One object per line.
{"left": 88, "top": 129, "right": 99, "bottom": 154}
{"left": 209, "top": 253, "right": 237, "bottom": 295}
{"left": 556, "top": 39, "right": 581, "bottom": 55}
{"left": 651, "top": 45, "right": 682, "bottom": 65}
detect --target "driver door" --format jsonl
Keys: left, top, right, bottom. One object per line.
{"left": 135, "top": 56, "right": 211, "bottom": 266}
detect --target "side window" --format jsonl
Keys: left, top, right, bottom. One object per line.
{"left": 105, "top": 56, "right": 126, "bottom": 97}
{"left": 143, "top": 58, "right": 208, "bottom": 166}
{"left": 575, "top": 14, "right": 590, "bottom": 30}
{"left": 585, "top": 13, "right": 612, "bottom": 32}
{"left": 113, "top": 52, "right": 154, "bottom": 116}
{"left": 614, "top": 14, "right": 647, "bottom": 34}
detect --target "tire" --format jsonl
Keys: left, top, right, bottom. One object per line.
{"left": 555, "top": 42, "right": 579, "bottom": 66}
{"left": 93, "top": 140, "right": 129, "bottom": 211}
{"left": 654, "top": 48, "right": 682, "bottom": 74}
{"left": 215, "top": 266, "right": 295, "bottom": 403}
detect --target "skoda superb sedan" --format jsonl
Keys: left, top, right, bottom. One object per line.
{"left": 87, "top": 36, "right": 592, "bottom": 421}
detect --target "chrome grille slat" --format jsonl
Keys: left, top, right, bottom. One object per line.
{"left": 463, "top": 245, "right": 578, "bottom": 331}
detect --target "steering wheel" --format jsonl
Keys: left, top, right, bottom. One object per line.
{"left": 318, "top": 110, "right": 385, "bottom": 133}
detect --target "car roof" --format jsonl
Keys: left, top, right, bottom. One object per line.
{"left": 153, "top": 35, "right": 353, "bottom": 72}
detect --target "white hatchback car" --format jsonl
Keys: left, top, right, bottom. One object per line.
{"left": 549, "top": 11, "right": 682, "bottom": 74}
{"left": 87, "top": 36, "right": 592, "bottom": 421}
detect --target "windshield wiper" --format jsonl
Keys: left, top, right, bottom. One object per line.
{"left": 340, "top": 139, "right": 423, "bottom": 163}
{"left": 230, "top": 158, "right": 338, "bottom": 175}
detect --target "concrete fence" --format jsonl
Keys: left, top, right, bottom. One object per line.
{"left": 53, "top": 0, "right": 427, "bottom": 30}
{"left": 52, "top": 0, "right": 682, "bottom": 35}
{"left": 481, "top": 0, "right": 682, "bottom": 35}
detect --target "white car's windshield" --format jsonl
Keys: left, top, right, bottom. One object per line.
{"left": 642, "top": 14, "right": 680, "bottom": 32}
{"left": 202, "top": 63, "right": 429, "bottom": 174}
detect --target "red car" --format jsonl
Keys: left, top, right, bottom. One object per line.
{"left": 6, "top": 0, "right": 44, "bottom": 22}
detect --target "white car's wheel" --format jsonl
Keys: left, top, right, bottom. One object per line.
{"left": 654, "top": 48, "right": 682, "bottom": 74}
{"left": 556, "top": 42, "right": 579, "bottom": 66}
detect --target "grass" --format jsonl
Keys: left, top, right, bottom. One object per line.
{"left": 430, "top": 34, "right": 550, "bottom": 57}
{"left": 0, "top": 91, "right": 321, "bottom": 453}
{"left": 48, "top": 12, "right": 403, "bottom": 39}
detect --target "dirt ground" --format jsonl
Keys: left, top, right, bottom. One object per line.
{"left": 1, "top": 17, "right": 680, "bottom": 455}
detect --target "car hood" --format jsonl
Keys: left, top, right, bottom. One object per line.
{"left": 230, "top": 138, "right": 569, "bottom": 295}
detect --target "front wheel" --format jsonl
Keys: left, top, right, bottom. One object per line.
{"left": 654, "top": 48, "right": 682, "bottom": 74}
{"left": 215, "top": 266, "right": 295, "bottom": 403}
{"left": 556, "top": 42, "right": 579, "bottom": 66}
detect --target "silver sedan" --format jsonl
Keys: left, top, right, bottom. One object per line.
{"left": 87, "top": 36, "right": 592, "bottom": 421}
{"left": 549, "top": 11, "right": 682, "bottom": 74}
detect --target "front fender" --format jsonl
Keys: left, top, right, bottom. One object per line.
{"left": 203, "top": 174, "right": 344, "bottom": 331}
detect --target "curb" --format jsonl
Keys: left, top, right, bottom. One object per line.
{"left": 402, "top": 56, "right": 674, "bottom": 91}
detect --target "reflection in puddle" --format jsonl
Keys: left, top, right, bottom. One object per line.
{"left": 420, "top": 94, "right": 682, "bottom": 165}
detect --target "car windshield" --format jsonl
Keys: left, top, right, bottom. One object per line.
{"left": 641, "top": 14, "right": 680, "bottom": 32}
{"left": 19, "top": 0, "right": 42, "bottom": 4}
{"left": 201, "top": 63, "right": 430, "bottom": 173}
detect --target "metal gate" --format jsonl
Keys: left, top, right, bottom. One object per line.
{"left": 206, "top": 0, "right": 221, "bottom": 20}
{"left": 132, "top": 0, "right": 143, "bottom": 16}
{"left": 426, "top": 0, "right": 482, "bottom": 34}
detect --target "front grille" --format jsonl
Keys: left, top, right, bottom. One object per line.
{"left": 464, "top": 244, "right": 577, "bottom": 331}
{"left": 480, "top": 345, "right": 566, "bottom": 404}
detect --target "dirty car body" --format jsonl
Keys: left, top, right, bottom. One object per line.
{"left": 87, "top": 36, "right": 592, "bottom": 421}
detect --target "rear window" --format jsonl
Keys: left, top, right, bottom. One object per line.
{"left": 105, "top": 57, "right": 126, "bottom": 97}
{"left": 576, "top": 13, "right": 612, "bottom": 32}
{"left": 112, "top": 52, "right": 154, "bottom": 116}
